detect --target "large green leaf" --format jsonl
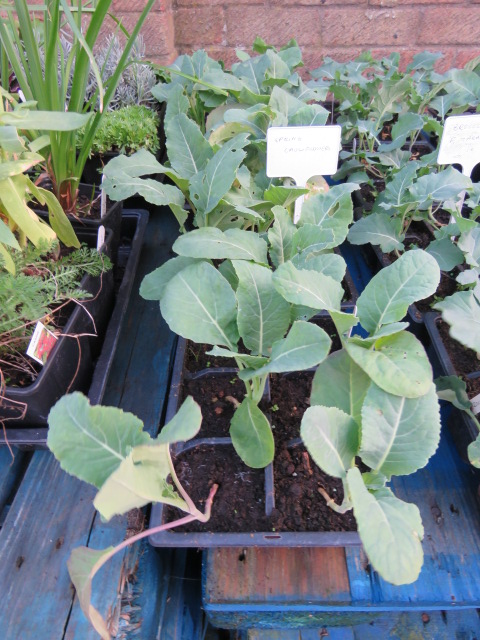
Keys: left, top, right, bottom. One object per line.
{"left": 360, "top": 383, "right": 440, "bottom": 477}
{"left": 230, "top": 398, "right": 274, "bottom": 468}
{"left": 301, "top": 405, "right": 358, "bottom": 479}
{"left": 47, "top": 392, "right": 149, "bottom": 489}
{"left": 291, "top": 252, "right": 347, "bottom": 283}
{"left": 426, "top": 238, "right": 464, "bottom": 271}
{"left": 299, "top": 183, "right": 357, "bottom": 246}
{"left": 173, "top": 227, "right": 268, "bottom": 263}
{"left": 233, "top": 260, "right": 291, "bottom": 355}
{"left": 434, "top": 290, "right": 480, "bottom": 352}
{"left": 156, "top": 396, "right": 202, "bottom": 444}
{"left": 347, "top": 214, "right": 405, "bottom": 253}
{"left": 268, "top": 205, "right": 295, "bottom": 267}
{"left": 311, "top": 350, "right": 370, "bottom": 426}
{"left": 1, "top": 109, "right": 91, "bottom": 130}
{"left": 240, "top": 321, "right": 331, "bottom": 379}
{"left": 356, "top": 250, "right": 440, "bottom": 334}
{"left": 140, "top": 257, "right": 202, "bottom": 301}
{"left": 189, "top": 133, "right": 250, "bottom": 216}
{"left": 458, "top": 227, "right": 480, "bottom": 268}
{"left": 291, "top": 225, "right": 335, "bottom": 254}
{"left": 346, "top": 331, "right": 432, "bottom": 398}
{"left": 165, "top": 113, "right": 213, "bottom": 178}
{"left": 273, "top": 261, "right": 343, "bottom": 312}
{"left": 409, "top": 166, "right": 471, "bottom": 209}
{"left": 264, "top": 185, "right": 308, "bottom": 208}
{"left": 93, "top": 444, "right": 187, "bottom": 521}
{"left": 347, "top": 468, "right": 424, "bottom": 586}
{"left": 161, "top": 261, "right": 239, "bottom": 349}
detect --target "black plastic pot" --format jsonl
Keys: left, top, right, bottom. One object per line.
{"left": 425, "top": 312, "right": 479, "bottom": 462}
{"left": 149, "top": 336, "right": 361, "bottom": 548}
{"left": 0, "top": 210, "right": 149, "bottom": 448}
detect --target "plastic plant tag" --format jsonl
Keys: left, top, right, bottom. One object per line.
{"left": 26, "top": 321, "right": 58, "bottom": 365}
{"left": 471, "top": 393, "right": 480, "bottom": 416}
{"left": 438, "top": 115, "right": 480, "bottom": 178}
{"left": 97, "top": 225, "right": 105, "bottom": 251}
{"left": 100, "top": 175, "right": 107, "bottom": 219}
{"left": 266, "top": 125, "right": 342, "bottom": 222}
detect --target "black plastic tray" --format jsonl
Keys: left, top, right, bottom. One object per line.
{"left": 0, "top": 210, "right": 149, "bottom": 449}
{"left": 149, "top": 336, "right": 361, "bottom": 548}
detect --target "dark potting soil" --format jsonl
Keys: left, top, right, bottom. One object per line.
{"left": 437, "top": 318, "right": 480, "bottom": 399}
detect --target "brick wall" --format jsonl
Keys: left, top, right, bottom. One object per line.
{"left": 119, "top": 0, "right": 480, "bottom": 72}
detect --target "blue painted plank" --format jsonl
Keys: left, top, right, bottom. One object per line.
{"left": 0, "top": 448, "right": 29, "bottom": 523}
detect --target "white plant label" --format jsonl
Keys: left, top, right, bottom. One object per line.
{"left": 97, "top": 224, "right": 105, "bottom": 251}
{"left": 26, "top": 321, "right": 58, "bottom": 365}
{"left": 438, "top": 115, "right": 480, "bottom": 178}
{"left": 266, "top": 125, "right": 342, "bottom": 222}
{"left": 471, "top": 392, "right": 480, "bottom": 416}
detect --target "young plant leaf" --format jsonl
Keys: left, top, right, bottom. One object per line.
{"left": 425, "top": 238, "right": 464, "bottom": 272}
{"left": 140, "top": 257, "right": 202, "bottom": 301}
{"left": 347, "top": 468, "right": 424, "bottom": 586}
{"left": 173, "top": 227, "right": 268, "bottom": 263}
{"left": 347, "top": 214, "right": 405, "bottom": 253}
{"left": 435, "top": 375, "right": 473, "bottom": 411}
{"left": 434, "top": 290, "right": 480, "bottom": 353}
{"left": 230, "top": 398, "right": 274, "bottom": 468}
{"left": 268, "top": 205, "right": 295, "bottom": 266}
{"left": 310, "top": 350, "right": 370, "bottom": 426}
{"left": 156, "top": 395, "right": 202, "bottom": 444}
{"left": 161, "top": 261, "right": 239, "bottom": 349}
{"left": 301, "top": 405, "right": 359, "bottom": 479}
{"left": 233, "top": 260, "right": 291, "bottom": 355}
{"left": 468, "top": 436, "right": 480, "bottom": 469}
{"left": 345, "top": 332, "right": 433, "bottom": 398}
{"left": 291, "top": 252, "right": 347, "bottom": 282}
{"left": 165, "top": 113, "right": 213, "bottom": 178}
{"left": 360, "top": 383, "right": 440, "bottom": 477}
{"left": 207, "top": 346, "right": 269, "bottom": 369}
{"left": 47, "top": 392, "right": 149, "bottom": 488}
{"left": 273, "top": 261, "right": 343, "bottom": 312}
{"left": 299, "top": 183, "right": 357, "bottom": 245}
{"left": 356, "top": 250, "right": 440, "bottom": 334}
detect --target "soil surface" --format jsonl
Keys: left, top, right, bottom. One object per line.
{"left": 166, "top": 317, "right": 358, "bottom": 534}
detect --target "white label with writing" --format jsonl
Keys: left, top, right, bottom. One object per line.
{"left": 266, "top": 125, "right": 342, "bottom": 185}
{"left": 437, "top": 114, "right": 480, "bottom": 178}
{"left": 97, "top": 224, "right": 105, "bottom": 251}
{"left": 471, "top": 392, "right": 480, "bottom": 416}
{"left": 26, "top": 321, "right": 58, "bottom": 365}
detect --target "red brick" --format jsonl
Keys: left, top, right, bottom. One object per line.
{"left": 419, "top": 8, "right": 480, "bottom": 45}
{"left": 119, "top": 11, "right": 176, "bottom": 59}
{"left": 226, "top": 7, "right": 321, "bottom": 47}
{"left": 370, "top": 0, "right": 463, "bottom": 5}
{"left": 454, "top": 49, "right": 480, "bottom": 69}
{"left": 113, "top": 0, "right": 172, "bottom": 12}
{"left": 321, "top": 8, "right": 421, "bottom": 46}
{"left": 175, "top": 7, "right": 225, "bottom": 46}
{"left": 279, "top": 0, "right": 365, "bottom": 4}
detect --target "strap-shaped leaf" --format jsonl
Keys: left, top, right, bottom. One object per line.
{"left": 273, "top": 261, "right": 343, "bottom": 312}
{"left": 311, "top": 350, "right": 370, "bottom": 426}
{"left": 173, "top": 227, "right": 268, "bottom": 263}
{"left": 345, "top": 331, "right": 432, "bottom": 398}
{"left": 189, "top": 133, "right": 250, "bottom": 215}
{"left": 347, "top": 469, "right": 424, "bottom": 586}
{"left": 47, "top": 392, "right": 150, "bottom": 488}
{"left": 161, "top": 261, "right": 239, "bottom": 349}
{"left": 301, "top": 405, "right": 358, "bottom": 479}
{"left": 233, "top": 260, "right": 290, "bottom": 355}
{"left": 230, "top": 398, "right": 274, "bottom": 468}
{"left": 240, "top": 321, "right": 331, "bottom": 379}
{"left": 360, "top": 383, "right": 440, "bottom": 477}
{"left": 356, "top": 250, "right": 440, "bottom": 334}
{"left": 268, "top": 205, "right": 295, "bottom": 267}
{"left": 166, "top": 112, "right": 213, "bottom": 178}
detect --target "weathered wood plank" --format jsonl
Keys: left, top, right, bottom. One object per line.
{"left": 0, "top": 448, "right": 29, "bottom": 524}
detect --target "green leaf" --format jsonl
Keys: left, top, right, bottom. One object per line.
{"left": 240, "top": 321, "right": 331, "bottom": 379}
{"left": 140, "top": 257, "right": 201, "bottom": 301}
{"left": 0, "top": 218, "right": 21, "bottom": 250}
{"left": 273, "top": 261, "right": 344, "bottom": 312}
{"left": 291, "top": 225, "right": 335, "bottom": 254}
{"left": 435, "top": 375, "right": 472, "bottom": 411}
{"left": 67, "top": 546, "right": 114, "bottom": 640}
{"left": 329, "top": 310, "right": 359, "bottom": 336}
{"left": 230, "top": 398, "right": 274, "bottom": 468}
{"left": 458, "top": 227, "right": 480, "bottom": 268}
{"left": 311, "top": 350, "right": 370, "bottom": 426}
{"left": 268, "top": 205, "right": 295, "bottom": 266}
{"left": 161, "top": 261, "right": 239, "bottom": 349}
{"left": 391, "top": 112, "right": 424, "bottom": 139}
{"left": 189, "top": 133, "right": 250, "bottom": 215}
{"left": 468, "top": 436, "right": 480, "bottom": 469}
{"left": 233, "top": 260, "right": 291, "bottom": 355}
{"left": 301, "top": 405, "right": 358, "bottom": 479}
{"left": 156, "top": 396, "right": 202, "bottom": 444}
{"left": 165, "top": 113, "right": 213, "bottom": 178}
{"left": 93, "top": 444, "right": 187, "bottom": 521}
{"left": 264, "top": 185, "right": 309, "bottom": 208}
{"left": 207, "top": 346, "right": 268, "bottom": 369}
{"left": 345, "top": 332, "right": 433, "bottom": 398}
{"left": 426, "top": 238, "right": 464, "bottom": 271}
{"left": 347, "top": 468, "right": 424, "bottom": 586}
{"left": 173, "top": 227, "right": 268, "bottom": 263}
{"left": 299, "top": 183, "right": 357, "bottom": 246}
{"left": 409, "top": 167, "right": 471, "bottom": 208}
{"left": 47, "top": 392, "right": 150, "bottom": 489}
{"left": 347, "top": 214, "right": 405, "bottom": 253}
{"left": 34, "top": 186, "right": 80, "bottom": 248}
{"left": 1, "top": 109, "right": 91, "bottom": 131}
{"left": 356, "top": 250, "right": 440, "bottom": 334}
{"left": 360, "top": 383, "right": 440, "bottom": 477}
{"left": 434, "top": 290, "right": 480, "bottom": 352}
